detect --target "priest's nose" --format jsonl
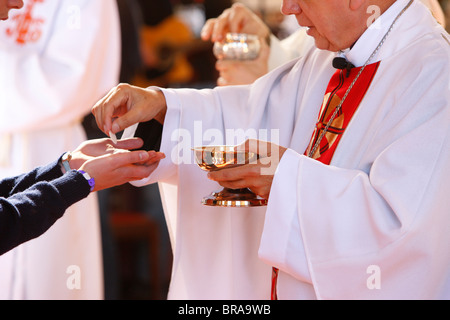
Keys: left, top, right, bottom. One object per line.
{"left": 281, "top": 0, "right": 302, "bottom": 15}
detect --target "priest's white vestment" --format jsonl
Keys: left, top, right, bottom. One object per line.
{"left": 0, "top": 0, "right": 120, "bottom": 299}
{"left": 130, "top": 0, "right": 450, "bottom": 299}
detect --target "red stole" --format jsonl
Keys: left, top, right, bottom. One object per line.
{"left": 306, "top": 61, "right": 380, "bottom": 162}
{"left": 270, "top": 61, "right": 380, "bottom": 300}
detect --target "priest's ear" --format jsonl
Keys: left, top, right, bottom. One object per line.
{"left": 349, "top": 0, "right": 365, "bottom": 11}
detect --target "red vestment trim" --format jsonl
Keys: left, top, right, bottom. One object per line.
{"left": 271, "top": 61, "right": 381, "bottom": 300}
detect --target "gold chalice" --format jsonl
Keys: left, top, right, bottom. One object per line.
{"left": 193, "top": 146, "right": 268, "bottom": 207}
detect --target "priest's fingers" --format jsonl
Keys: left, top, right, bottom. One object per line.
{"left": 208, "top": 163, "right": 259, "bottom": 181}
{"left": 92, "top": 84, "right": 167, "bottom": 135}
{"left": 207, "top": 5, "right": 253, "bottom": 42}
{"left": 236, "top": 139, "right": 287, "bottom": 162}
{"left": 201, "top": 18, "right": 218, "bottom": 41}
{"left": 202, "top": 3, "right": 270, "bottom": 43}
{"left": 215, "top": 179, "right": 248, "bottom": 190}
{"left": 219, "top": 181, "right": 270, "bottom": 200}
{"left": 226, "top": 3, "right": 255, "bottom": 33}
{"left": 227, "top": 3, "right": 271, "bottom": 39}
{"left": 210, "top": 10, "right": 232, "bottom": 42}
{"left": 236, "top": 139, "right": 271, "bottom": 156}
{"left": 111, "top": 97, "right": 166, "bottom": 133}
{"left": 208, "top": 165, "right": 273, "bottom": 199}
{"left": 92, "top": 84, "right": 132, "bottom": 135}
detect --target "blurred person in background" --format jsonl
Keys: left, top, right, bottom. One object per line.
{"left": 0, "top": 0, "right": 121, "bottom": 299}
{"left": 132, "top": 0, "right": 195, "bottom": 88}
{"left": 441, "top": 0, "right": 450, "bottom": 32}
{"left": 203, "top": 0, "right": 446, "bottom": 86}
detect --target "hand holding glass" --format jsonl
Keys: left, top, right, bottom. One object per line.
{"left": 213, "top": 33, "right": 261, "bottom": 61}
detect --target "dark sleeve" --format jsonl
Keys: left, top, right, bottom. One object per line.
{"left": 0, "top": 158, "right": 64, "bottom": 198}
{"left": 0, "top": 161, "right": 90, "bottom": 256}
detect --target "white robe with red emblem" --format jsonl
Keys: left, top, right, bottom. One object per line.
{"left": 0, "top": 0, "right": 120, "bottom": 299}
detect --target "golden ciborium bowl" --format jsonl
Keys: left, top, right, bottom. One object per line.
{"left": 193, "top": 146, "right": 268, "bottom": 207}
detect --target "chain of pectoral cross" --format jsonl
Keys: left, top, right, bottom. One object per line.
{"left": 308, "top": 0, "right": 414, "bottom": 158}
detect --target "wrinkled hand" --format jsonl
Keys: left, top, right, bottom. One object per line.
{"left": 207, "top": 139, "right": 287, "bottom": 200}
{"left": 69, "top": 138, "right": 165, "bottom": 192}
{"left": 91, "top": 83, "right": 167, "bottom": 136}
{"left": 201, "top": 3, "right": 271, "bottom": 43}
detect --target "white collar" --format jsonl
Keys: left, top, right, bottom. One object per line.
{"left": 345, "top": 0, "right": 413, "bottom": 67}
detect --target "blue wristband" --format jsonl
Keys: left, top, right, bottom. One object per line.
{"left": 78, "top": 170, "right": 95, "bottom": 192}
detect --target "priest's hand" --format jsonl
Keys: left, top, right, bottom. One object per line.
{"left": 91, "top": 83, "right": 167, "bottom": 137}
{"left": 206, "top": 139, "right": 287, "bottom": 200}
{"left": 201, "top": 3, "right": 271, "bottom": 44}
{"left": 67, "top": 138, "right": 165, "bottom": 192}
{"left": 201, "top": 3, "right": 272, "bottom": 86}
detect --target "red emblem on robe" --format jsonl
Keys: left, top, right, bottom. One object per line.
{"left": 5, "top": 0, "right": 45, "bottom": 45}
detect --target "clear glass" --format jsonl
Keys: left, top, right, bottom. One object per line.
{"left": 213, "top": 33, "right": 261, "bottom": 61}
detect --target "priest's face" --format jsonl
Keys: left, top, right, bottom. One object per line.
{"left": 0, "top": 0, "right": 23, "bottom": 20}
{"left": 281, "top": 0, "right": 368, "bottom": 52}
